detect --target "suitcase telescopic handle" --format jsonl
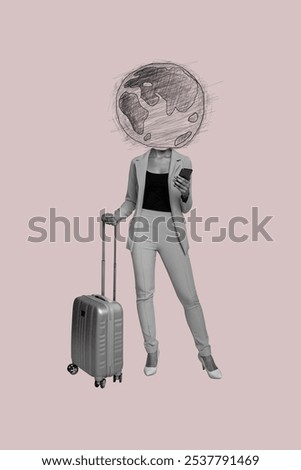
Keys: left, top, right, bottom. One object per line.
{"left": 101, "top": 220, "right": 117, "bottom": 301}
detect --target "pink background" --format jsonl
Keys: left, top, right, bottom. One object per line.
{"left": 1, "top": 0, "right": 300, "bottom": 450}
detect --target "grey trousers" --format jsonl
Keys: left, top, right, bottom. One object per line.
{"left": 130, "top": 209, "right": 211, "bottom": 357}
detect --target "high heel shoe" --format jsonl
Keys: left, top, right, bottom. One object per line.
{"left": 199, "top": 354, "right": 222, "bottom": 379}
{"left": 144, "top": 350, "right": 159, "bottom": 376}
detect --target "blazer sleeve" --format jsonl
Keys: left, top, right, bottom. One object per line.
{"left": 114, "top": 159, "right": 137, "bottom": 219}
{"left": 179, "top": 156, "right": 193, "bottom": 213}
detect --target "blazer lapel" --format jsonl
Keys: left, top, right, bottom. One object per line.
{"left": 134, "top": 149, "right": 150, "bottom": 181}
{"left": 133, "top": 149, "right": 150, "bottom": 214}
{"left": 168, "top": 149, "right": 182, "bottom": 194}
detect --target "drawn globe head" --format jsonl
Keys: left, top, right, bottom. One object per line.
{"left": 116, "top": 62, "right": 205, "bottom": 149}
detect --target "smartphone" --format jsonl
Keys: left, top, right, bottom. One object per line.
{"left": 178, "top": 168, "right": 193, "bottom": 180}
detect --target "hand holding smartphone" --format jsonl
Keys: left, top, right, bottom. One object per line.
{"left": 173, "top": 167, "right": 192, "bottom": 200}
{"left": 178, "top": 168, "right": 193, "bottom": 180}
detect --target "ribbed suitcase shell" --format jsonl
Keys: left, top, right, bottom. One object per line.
{"left": 71, "top": 294, "right": 123, "bottom": 381}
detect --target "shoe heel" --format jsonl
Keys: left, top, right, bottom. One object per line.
{"left": 199, "top": 357, "right": 205, "bottom": 370}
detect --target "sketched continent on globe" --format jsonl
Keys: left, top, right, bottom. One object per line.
{"left": 117, "top": 64, "right": 204, "bottom": 148}
{"left": 119, "top": 92, "right": 149, "bottom": 135}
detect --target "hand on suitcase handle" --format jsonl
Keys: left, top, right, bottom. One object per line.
{"left": 101, "top": 213, "right": 123, "bottom": 226}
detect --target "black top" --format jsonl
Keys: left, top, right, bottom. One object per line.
{"left": 142, "top": 171, "right": 171, "bottom": 212}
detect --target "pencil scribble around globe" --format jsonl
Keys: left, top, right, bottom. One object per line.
{"left": 116, "top": 63, "right": 205, "bottom": 149}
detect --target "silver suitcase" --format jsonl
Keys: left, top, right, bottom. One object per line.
{"left": 67, "top": 221, "right": 123, "bottom": 388}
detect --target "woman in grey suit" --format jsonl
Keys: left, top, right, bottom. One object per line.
{"left": 103, "top": 147, "right": 222, "bottom": 379}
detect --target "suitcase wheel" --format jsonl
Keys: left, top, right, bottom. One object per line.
{"left": 95, "top": 379, "right": 106, "bottom": 389}
{"left": 113, "top": 373, "right": 123, "bottom": 383}
{"left": 67, "top": 363, "right": 79, "bottom": 375}
{"left": 100, "top": 378, "right": 106, "bottom": 389}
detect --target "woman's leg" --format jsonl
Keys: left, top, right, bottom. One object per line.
{"left": 158, "top": 237, "right": 211, "bottom": 357}
{"left": 131, "top": 242, "right": 158, "bottom": 354}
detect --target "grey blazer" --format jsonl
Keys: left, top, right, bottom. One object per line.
{"left": 114, "top": 149, "right": 193, "bottom": 254}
